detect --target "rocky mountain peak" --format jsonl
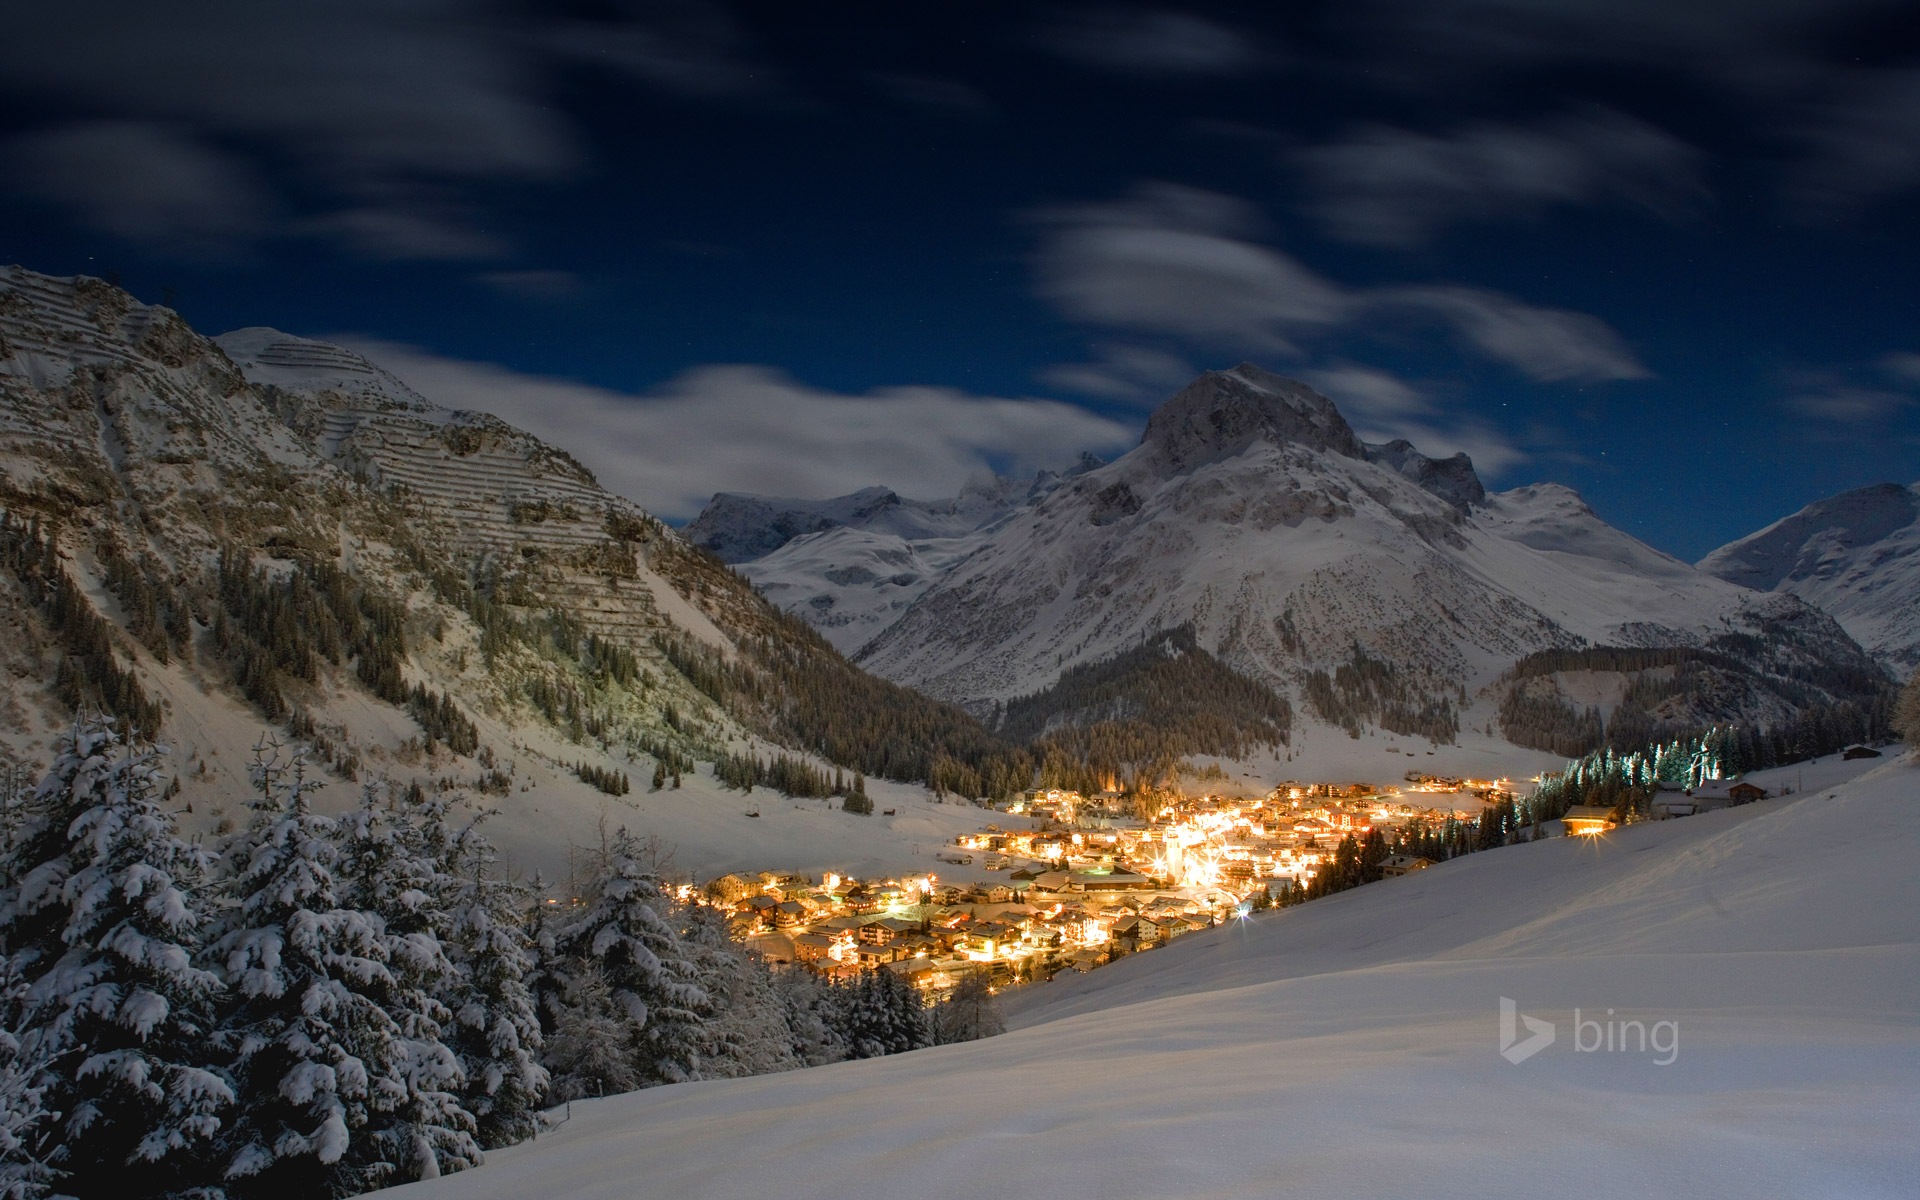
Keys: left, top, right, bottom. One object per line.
{"left": 1363, "top": 439, "right": 1486, "bottom": 513}
{"left": 1140, "top": 364, "right": 1364, "bottom": 472}
{"left": 214, "top": 327, "right": 438, "bottom": 413}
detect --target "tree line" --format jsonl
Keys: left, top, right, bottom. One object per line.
{"left": 1281, "top": 671, "right": 1918, "bottom": 914}
{"left": 0, "top": 512, "right": 164, "bottom": 736}
{"left": 1498, "top": 639, "right": 1898, "bottom": 759}
{"left": 1301, "top": 643, "right": 1459, "bottom": 745}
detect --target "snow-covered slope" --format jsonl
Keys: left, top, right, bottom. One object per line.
{"left": 733, "top": 524, "right": 984, "bottom": 656}
{"left": 388, "top": 753, "right": 1920, "bottom": 1200}
{"left": 853, "top": 366, "right": 1869, "bottom": 723}
{"left": 686, "top": 478, "right": 1011, "bottom": 564}
{"left": 1699, "top": 482, "right": 1920, "bottom": 678}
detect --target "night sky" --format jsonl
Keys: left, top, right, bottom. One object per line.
{"left": 4, "top": 2, "right": 1917, "bottom": 560}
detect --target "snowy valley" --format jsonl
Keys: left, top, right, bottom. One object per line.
{"left": 389, "top": 752, "right": 1920, "bottom": 1200}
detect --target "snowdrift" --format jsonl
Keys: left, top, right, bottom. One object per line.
{"left": 386, "top": 756, "right": 1920, "bottom": 1200}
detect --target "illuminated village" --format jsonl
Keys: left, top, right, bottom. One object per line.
{"left": 696, "top": 773, "right": 1519, "bottom": 995}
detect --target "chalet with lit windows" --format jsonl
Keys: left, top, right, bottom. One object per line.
{"left": 791, "top": 932, "right": 838, "bottom": 963}
{"left": 856, "top": 917, "right": 921, "bottom": 946}
{"left": 1112, "top": 915, "right": 1163, "bottom": 948}
{"left": 1560, "top": 805, "right": 1617, "bottom": 836}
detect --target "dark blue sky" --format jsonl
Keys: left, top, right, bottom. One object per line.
{"left": 4, "top": 1, "right": 1917, "bottom": 559}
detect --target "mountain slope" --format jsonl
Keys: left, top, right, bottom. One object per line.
{"left": 387, "top": 754, "right": 1920, "bottom": 1200}
{"left": 0, "top": 266, "right": 1017, "bottom": 878}
{"left": 1698, "top": 482, "right": 1920, "bottom": 677}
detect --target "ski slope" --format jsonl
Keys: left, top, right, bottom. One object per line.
{"left": 384, "top": 752, "right": 1920, "bottom": 1200}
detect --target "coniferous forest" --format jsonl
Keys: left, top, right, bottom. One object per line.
{"left": 1278, "top": 684, "right": 1915, "bottom": 914}
{"left": 0, "top": 716, "right": 997, "bottom": 1200}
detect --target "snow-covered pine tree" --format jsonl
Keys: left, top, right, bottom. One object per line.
{"left": 333, "top": 786, "right": 479, "bottom": 1182}
{"left": 0, "top": 955, "right": 55, "bottom": 1200}
{"left": 550, "top": 829, "right": 708, "bottom": 1088}
{"left": 838, "top": 970, "right": 890, "bottom": 1059}
{"left": 767, "top": 967, "right": 847, "bottom": 1069}
{"left": 932, "top": 971, "right": 1005, "bottom": 1045}
{"left": 520, "top": 872, "right": 566, "bottom": 1044}
{"left": 540, "top": 969, "right": 638, "bottom": 1103}
{"left": 442, "top": 824, "right": 546, "bottom": 1148}
{"left": 677, "top": 903, "right": 795, "bottom": 1080}
{"left": 840, "top": 967, "right": 930, "bottom": 1059}
{"left": 211, "top": 745, "right": 407, "bottom": 1200}
{"left": 0, "top": 716, "right": 231, "bottom": 1198}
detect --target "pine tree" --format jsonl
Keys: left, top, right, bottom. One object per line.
{"left": 840, "top": 968, "right": 928, "bottom": 1059}
{"left": 442, "top": 825, "right": 547, "bottom": 1148}
{"left": 521, "top": 875, "right": 565, "bottom": 1044}
{"left": 550, "top": 829, "right": 708, "bottom": 1088}
{"left": 767, "top": 968, "right": 847, "bottom": 1068}
{"left": 540, "top": 971, "right": 637, "bottom": 1102}
{"left": 0, "top": 716, "right": 231, "bottom": 1198}
{"left": 678, "top": 904, "right": 794, "bottom": 1080}
{"left": 333, "top": 788, "right": 479, "bottom": 1182}
{"left": 210, "top": 746, "right": 406, "bottom": 1200}
{"left": 931, "top": 972, "right": 1004, "bottom": 1045}
{"left": 0, "top": 955, "right": 55, "bottom": 1200}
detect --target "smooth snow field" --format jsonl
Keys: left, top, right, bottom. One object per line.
{"left": 386, "top": 754, "right": 1920, "bottom": 1200}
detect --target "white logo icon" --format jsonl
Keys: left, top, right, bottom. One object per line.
{"left": 1499, "top": 997, "right": 1555, "bottom": 1064}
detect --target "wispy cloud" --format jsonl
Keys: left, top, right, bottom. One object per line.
{"left": 333, "top": 340, "right": 1138, "bottom": 521}
{"left": 1030, "top": 184, "right": 1351, "bottom": 354}
{"left": 1035, "top": 7, "right": 1271, "bottom": 76}
{"left": 542, "top": 0, "right": 772, "bottom": 100}
{"left": 3, "top": 121, "right": 277, "bottom": 257}
{"left": 1783, "top": 386, "right": 1917, "bottom": 425}
{"left": 1030, "top": 182, "right": 1650, "bottom": 383}
{"left": 1880, "top": 352, "right": 1920, "bottom": 386}
{"left": 1788, "top": 67, "right": 1920, "bottom": 216}
{"left": 0, "top": 0, "right": 768, "bottom": 261}
{"left": 1294, "top": 107, "right": 1707, "bottom": 247}
{"left": 1040, "top": 343, "right": 1198, "bottom": 404}
{"left": 1377, "top": 286, "right": 1650, "bottom": 383}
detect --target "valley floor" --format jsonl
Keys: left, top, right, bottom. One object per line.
{"left": 383, "top": 752, "right": 1920, "bottom": 1200}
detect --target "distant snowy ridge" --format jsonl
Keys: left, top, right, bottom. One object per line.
{"left": 847, "top": 365, "right": 1876, "bottom": 734}
{"left": 1699, "top": 482, "right": 1920, "bottom": 677}
{"left": 685, "top": 455, "right": 1102, "bottom": 655}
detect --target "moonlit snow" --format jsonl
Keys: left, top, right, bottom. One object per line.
{"left": 385, "top": 754, "right": 1919, "bottom": 1200}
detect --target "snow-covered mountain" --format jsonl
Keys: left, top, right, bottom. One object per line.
{"left": 390, "top": 753, "right": 1920, "bottom": 1200}
{"left": 685, "top": 459, "right": 1102, "bottom": 656}
{"left": 842, "top": 366, "right": 1875, "bottom": 739}
{"left": 0, "top": 266, "right": 1001, "bottom": 881}
{"left": 686, "top": 466, "right": 1100, "bottom": 565}
{"left": 1698, "top": 482, "right": 1920, "bottom": 678}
